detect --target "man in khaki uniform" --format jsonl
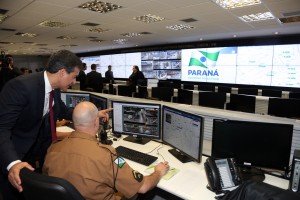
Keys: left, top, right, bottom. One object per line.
{"left": 43, "top": 101, "right": 169, "bottom": 200}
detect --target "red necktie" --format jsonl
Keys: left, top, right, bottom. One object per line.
{"left": 49, "top": 90, "right": 57, "bottom": 142}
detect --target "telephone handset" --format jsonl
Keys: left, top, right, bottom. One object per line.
{"left": 204, "top": 157, "right": 242, "bottom": 192}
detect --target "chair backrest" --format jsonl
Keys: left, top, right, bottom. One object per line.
{"left": 20, "top": 168, "right": 85, "bottom": 200}
{"left": 227, "top": 94, "right": 256, "bottom": 113}
{"left": 199, "top": 91, "right": 227, "bottom": 109}
{"left": 151, "top": 87, "right": 174, "bottom": 102}
{"left": 177, "top": 89, "right": 193, "bottom": 104}
{"left": 262, "top": 89, "right": 282, "bottom": 97}
{"left": 238, "top": 88, "right": 258, "bottom": 95}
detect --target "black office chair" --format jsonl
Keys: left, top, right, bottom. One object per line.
{"left": 20, "top": 168, "right": 85, "bottom": 200}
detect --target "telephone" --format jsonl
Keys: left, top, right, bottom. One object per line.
{"left": 204, "top": 157, "right": 242, "bottom": 193}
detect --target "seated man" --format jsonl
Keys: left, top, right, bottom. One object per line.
{"left": 43, "top": 101, "right": 169, "bottom": 200}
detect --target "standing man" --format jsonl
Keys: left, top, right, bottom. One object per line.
{"left": 43, "top": 101, "right": 169, "bottom": 200}
{"left": 0, "top": 50, "right": 110, "bottom": 200}
{"left": 105, "top": 65, "right": 114, "bottom": 84}
{"left": 129, "top": 65, "right": 145, "bottom": 86}
{"left": 76, "top": 62, "right": 87, "bottom": 90}
{"left": 86, "top": 63, "right": 103, "bottom": 93}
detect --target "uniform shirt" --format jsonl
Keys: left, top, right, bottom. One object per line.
{"left": 43, "top": 131, "right": 144, "bottom": 200}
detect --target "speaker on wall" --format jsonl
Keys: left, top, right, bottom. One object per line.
{"left": 289, "top": 149, "right": 300, "bottom": 193}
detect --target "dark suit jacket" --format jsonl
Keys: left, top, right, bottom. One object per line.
{"left": 129, "top": 71, "right": 145, "bottom": 86}
{"left": 76, "top": 70, "right": 87, "bottom": 90}
{"left": 86, "top": 71, "right": 103, "bottom": 93}
{"left": 0, "top": 72, "right": 73, "bottom": 173}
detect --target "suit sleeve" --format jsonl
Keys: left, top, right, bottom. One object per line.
{"left": 0, "top": 79, "right": 29, "bottom": 172}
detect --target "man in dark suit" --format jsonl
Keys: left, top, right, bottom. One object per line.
{"left": 86, "top": 63, "right": 103, "bottom": 93}
{"left": 0, "top": 50, "right": 110, "bottom": 200}
{"left": 76, "top": 62, "right": 87, "bottom": 90}
{"left": 128, "top": 65, "right": 145, "bottom": 86}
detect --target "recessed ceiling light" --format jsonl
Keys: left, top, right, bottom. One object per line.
{"left": 113, "top": 38, "right": 128, "bottom": 45}
{"left": 78, "top": 1, "right": 122, "bottom": 14}
{"left": 233, "top": 34, "right": 237, "bottom": 38}
{"left": 15, "top": 32, "right": 38, "bottom": 37}
{"left": 89, "top": 39, "right": 104, "bottom": 42}
{"left": 39, "top": 20, "right": 67, "bottom": 28}
{"left": 120, "top": 32, "right": 141, "bottom": 37}
{"left": 274, "top": 32, "right": 279, "bottom": 35}
{"left": 86, "top": 27, "right": 110, "bottom": 33}
{"left": 239, "top": 12, "right": 275, "bottom": 22}
{"left": 166, "top": 24, "right": 195, "bottom": 30}
{"left": 133, "top": 14, "right": 165, "bottom": 23}
{"left": 214, "top": 0, "right": 261, "bottom": 9}
{"left": 56, "top": 36, "right": 76, "bottom": 40}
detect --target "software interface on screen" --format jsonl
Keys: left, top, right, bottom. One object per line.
{"left": 60, "top": 92, "right": 90, "bottom": 108}
{"left": 112, "top": 101, "right": 161, "bottom": 144}
{"left": 162, "top": 106, "right": 203, "bottom": 163}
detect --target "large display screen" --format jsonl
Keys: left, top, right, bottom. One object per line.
{"left": 81, "top": 44, "right": 300, "bottom": 88}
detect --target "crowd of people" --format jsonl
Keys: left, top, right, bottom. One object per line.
{"left": 0, "top": 50, "right": 165, "bottom": 200}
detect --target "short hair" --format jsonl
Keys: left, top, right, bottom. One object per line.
{"left": 46, "top": 50, "right": 82, "bottom": 74}
{"left": 91, "top": 64, "right": 97, "bottom": 70}
{"left": 108, "top": 65, "right": 112, "bottom": 69}
{"left": 133, "top": 65, "right": 139, "bottom": 71}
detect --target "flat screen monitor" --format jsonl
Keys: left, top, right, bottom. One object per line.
{"left": 268, "top": 98, "right": 300, "bottom": 119}
{"left": 89, "top": 94, "right": 107, "bottom": 110}
{"left": 261, "top": 89, "right": 282, "bottom": 97}
{"left": 60, "top": 91, "right": 90, "bottom": 108}
{"left": 112, "top": 101, "right": 161, "bottom": 144}
{"left": 227, "top": 94, "right": 256, "bottom": 113}
{"left": 212, "top": 119, "right": 293, "bottom": 176}
{"left": 198, "top": 91, "right": 226, "bottom": 109}
{"left": 162, "top": 106, "right": 204, "bottom": 163}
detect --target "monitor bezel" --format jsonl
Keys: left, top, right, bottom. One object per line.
{"left": 89, "top": 93, "right": 108, "bottom": 110}
{"left": 211, "top": 119, "right": 293, "bottom": 172}
{"left": 111, "top": 100, "right": 161, "bottom": 140}
{"left": 60, "top": 91, "right": 90, "bottom": 108}
{"left": 162, "top": 105, "right": 204, "bottom": 163}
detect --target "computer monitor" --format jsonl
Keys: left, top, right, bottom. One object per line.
{"left": 268, "top": 98, "right": 300, "bottom": 119}
{"left": 226, "top": 94, "right": 256, "bottom": 113}
{"left": 162, "top": 106, "right": 204, "bottom": 163}
{"left": 198, "top": 91, "right": 227, "bottom": 109}
{"left": 212, "top": 119, "right": 293, "bottom": 180}
{"left": 60, "top": 91, "right": 90, "bottom": 108}
{"left": 261, "top": 89, "right": 282, "bottom": 97}
{"left": 89, "top": 94, "right": 107, "bottom": 110}
{"left": 112, "top": 100, "right": 161, "bottom": 144}
{"left": 238, "top": 88, "right": 258, "bottom": 95}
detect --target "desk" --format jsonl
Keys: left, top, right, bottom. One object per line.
{"left": 111, "top": 136, "right": 289, "bottom": 200}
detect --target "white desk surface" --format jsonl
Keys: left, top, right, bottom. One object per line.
{"left": 110, "top": 136, "right": 289, "bottom": 200}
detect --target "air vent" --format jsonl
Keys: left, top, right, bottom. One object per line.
{"left": 0, "top": 28, "right": 16, "bottom": 32}
{"left": 180, "top": 18, "right": 198, "bottom": 23}
{"left": 0, "top": 9, "right": 8, "bottom": 15}
{"left": 82, "top": 22, "right": 100, "bottom": 26}
{"left": 140, "top": 32, "right": 152, "bottom": 35}
{"left": 282, "top": 10, "right": 300, "bottom": 17}
{"left": 279, "top": 16, "right": 300, "bottom": 23}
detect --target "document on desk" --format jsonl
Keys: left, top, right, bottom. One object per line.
{"left": 145, "top": 165, "right": 180, "bottom": 180}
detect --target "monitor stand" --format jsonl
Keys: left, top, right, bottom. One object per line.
{"left": 123, "top": 136, "right": 150, "bottom": 145}
{"left": 239, "top": 166, "right": 265, "bottom": 182}
{"left": 168, "top": 149, "right": 192, "bottom": 163}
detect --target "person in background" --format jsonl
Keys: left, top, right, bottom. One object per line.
{"left": 20, "top": 67, "right": 29, "bottom": 75}
{"left": 43, "top": 101, "right": 169, "bottom": 200}
{"left": 0, "top": 50, "right": 111, "bottom": 200}
{"left": 128, "top": 65, "right": 145, "bottom": 86}
{"left": 86, "top": 63, "right": 103, "bottom": 93}
{"left": 105, "top": 65, "right": 114, "bottom": 84}
{"left": 76, "top": 62, "right": 87, "bottom": 90}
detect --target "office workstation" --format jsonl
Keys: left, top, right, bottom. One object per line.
{"left": 58, "top": 89, "right": 300, "bottom": 199}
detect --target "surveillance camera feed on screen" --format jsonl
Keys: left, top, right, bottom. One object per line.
{"left": 60, "top": 92, "right": 90, "bottom": 108}
{"left": 112, "top": 101, "right": 161, "bottom": 145}
{"left": 89, "top": 94, "right": 107, "bottom": 111}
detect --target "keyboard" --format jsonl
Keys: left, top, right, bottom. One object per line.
{"left": 115, "top": 146, "right": 158, "bottom": 166}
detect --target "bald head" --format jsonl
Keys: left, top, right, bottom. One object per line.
{"left": 73, "top": 101, "right": 99, "bottom": 134}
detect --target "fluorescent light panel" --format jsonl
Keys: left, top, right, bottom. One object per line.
{"left": 214, "top": 0, "right": 261, "bottom": 9}
{"left": 239, "top": 12, "right": 275, "bottom": 22}
{"left": 134, "top": 14, "right": 165, "bottom": 23}
{"left": 166, "top": 24, "right": 195, "bottom": 30}
{"left": 78, "top": 1, "right": 122, "bottom": 13}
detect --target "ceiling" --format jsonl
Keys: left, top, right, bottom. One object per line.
{"left": 0, "top": 0, "right": 300, "bottom": 56}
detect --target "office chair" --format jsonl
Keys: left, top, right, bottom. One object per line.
{"left": 20, "top": 168, "right": 85, "bottom": 200}
{"left": 117, "top": 85, "right": 136, "bottom": 97}
{"left": 238, "top": 88, "right": 258, "bottom": 95}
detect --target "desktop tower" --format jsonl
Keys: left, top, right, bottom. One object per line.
{"left": 289, "top": 149, "right": 300, "bottom": 193}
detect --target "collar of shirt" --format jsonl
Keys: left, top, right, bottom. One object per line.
{"left": 44, "top": 71, "right": 52, "bottom": 94}
{"left": 69, "top": 131, "right": 98, "bottom": 142}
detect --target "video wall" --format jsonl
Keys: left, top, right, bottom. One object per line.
{"left": 81, "top": 44, "right": 300, "bottom": 88}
